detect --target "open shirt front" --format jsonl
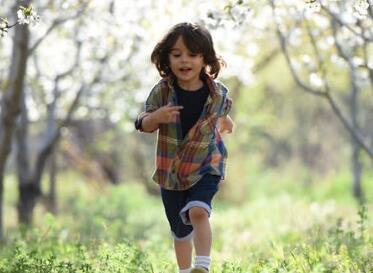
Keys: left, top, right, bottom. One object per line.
{"left": 136, "top": 75, "right": 232, "bottom": 191}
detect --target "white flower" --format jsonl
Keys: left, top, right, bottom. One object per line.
{"left": 29, "top": 11, "right": 40, "bottom": 26}
{"left": 230, "top": 5, "right": 249, "bottom": 24}
{"left": 0, "top": 19, "right": 7, "bottom": 29}
{"left": 368, "top": 58, "right": 373, "bottom": 69}
{"left": 305, "top": 0, "right": 321, "bottom": 13}
{"left": 353, "top": 0, "right": 370, "bottom": 18}
{"left": 0, "top": 28, "right": 8, "bottom": 37}
{"left": 17, "top": 9, "right": 29, "bottom": 25}
{"left": 17, "top": 6, "right": 40, "bottom": 25}
{"left": 289, "top": 28, "right": 302, "bottom": 46}
{"left": 310, "top": 73, "right": 324, "bottom": 87}
{"left": 0, "top": 18, "right": 8, "bottom": 37}
{"left": 352, "top": 57, "right": 364, "bottom": 67}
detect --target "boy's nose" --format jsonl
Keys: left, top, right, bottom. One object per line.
{"left": 180, "top": 54, "right": 189, "bottom": 62}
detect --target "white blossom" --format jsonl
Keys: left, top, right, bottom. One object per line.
{"left": 17, "top": 10, "right": 28, "bottom": 25}
{"left": 310, "top": 73, "right": 324, "bottom": 87}
{"left": 17, "top": 7, "right": 40, "bottom": 25}
{"left": 341, "top": 11, "right": 357, "bottom": 25}
{"left": 352, "top": 57, "right": 364, "bottom": 67}
{"left": 289, "top": 28, "right": 302, "bottom": 46}
{"left": 353, "top": 0, "right": 370, "bottom": 18}
{"left": 331, "top": 54, "right": 347, "bottom": 68}
{"left": 0, "top": 28, "right": 8, "bottom": 37}
{"left": 302, "top": 54, "right": 311, "bottom": 64}
{"left": 305, "top": 0, "right": 321, "bottom": 13}
{"left": 0, "top": 18, "right": 8, "bottom": 37}
{"left": 230, "top": 5, "right": 251, "bottom": 25}
{"left": 0, "top": 18, "right": 7, "bottom": 29}
{"left": 367, "top": 59, "right": 373, "bottom": 69}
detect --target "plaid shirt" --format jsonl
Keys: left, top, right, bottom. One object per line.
{"left": 136, "top": 75, "right": 232, "bottom": 190}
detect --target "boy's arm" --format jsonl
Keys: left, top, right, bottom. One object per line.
{"left": 136, "top": 103, "right": 183, "bottom": 133}
{"left": 218, "top": 114, "right": 234, "bottom": 134}
{"left": 139, "top": 112, "right": 159, "bottom": 133}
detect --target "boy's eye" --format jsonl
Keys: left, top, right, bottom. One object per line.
{"left": 189, "top": 53, "right": 198, "bottom": 57}
{"left": 172, "top": 54, "right": 181, "bottom": 57}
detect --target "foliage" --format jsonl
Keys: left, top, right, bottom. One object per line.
{"left": 0, "top": 233, "right": 154, "bottom": 273}
{"left": 1, "top": 173, "right": 372, "bottom": 272}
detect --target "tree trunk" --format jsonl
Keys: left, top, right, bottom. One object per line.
{"left": 46, "top": 146, "right": 58, "bottom": 214}
{"left": 18, "top": 181, "right": 40, "bottom": 225}
{"left": 16, "top": 92, "right": 40, "bottom": 225}
{"left": 352, "top": 140, "right": 363, "bottom": 201}
{"left": 0, "top": 178, "right": 4, "bottom": 242}
{"left": 350, "top": 69, "right": 364, "bottom": 202}
{"left": 0, "top": 0, "right": 31, "bottom": 237}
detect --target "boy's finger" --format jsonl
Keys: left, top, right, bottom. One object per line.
{"left": 219, "top": 127, "right": 232, "bottom": 134}
{"left": 168, "top": 105, "right": 183, "bottom": 110}
{"left": 170, "top": 111, "right": 181, "bottom": 116}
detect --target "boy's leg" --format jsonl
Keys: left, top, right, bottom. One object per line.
{"left": 174, "top": 238, "right": 193, "bottom": 270}
{"left": 189, "top": 207, "right": 211, "bottom": 256}
{"left": 179, "top": 174, "right": 221, "bottom": 271}
{"left": 160, "top": 188, "right": 194, "bottom": 271}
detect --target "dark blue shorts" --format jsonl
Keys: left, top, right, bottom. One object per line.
{"left": 160, "top": 174, "right": 221, "bottom": 241}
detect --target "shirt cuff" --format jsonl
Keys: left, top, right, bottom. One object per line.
{"left": 134, "top": 112, "right": 150, "bottom": 132}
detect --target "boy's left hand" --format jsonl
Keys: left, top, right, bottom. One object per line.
{"left": 218, "top": 115, "right": 234, "bottom": 134}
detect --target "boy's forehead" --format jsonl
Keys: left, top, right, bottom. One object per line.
{"left": 171, "top": 37, "right": 187, "bottom": 50}
{"left": 170, "top": 36, "right": 201, "bottom": 53}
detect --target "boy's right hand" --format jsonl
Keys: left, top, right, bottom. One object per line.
{"left": 153, "top": 103, "right": 183, "bottom": 124}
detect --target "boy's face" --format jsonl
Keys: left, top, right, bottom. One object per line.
{"left": 168, "top": 36, "right": 205, "bottom": 89}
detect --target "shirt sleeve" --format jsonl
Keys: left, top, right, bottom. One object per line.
{"left": 216, "top": 82, "right": 233, "bottom": 117}
{"left": 135, "top": 82, "right": 163, "bottom": 132}
{"left": 145, "top": 82, "right": 163, "bottom": 113}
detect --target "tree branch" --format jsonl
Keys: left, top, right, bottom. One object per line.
{"left": 33, "top": 49, "right": 110, "bottom": 185}
{"left": 33, "top": 83, "right": 85, "bottom": 185}
{"left": 269, "top": 0, "right": 373, "bottom": 159}
{"left": 321, "top": 4, "right": 373, "bottom": 43}
{"left": 269, "top": 0, "right": 325, "bottom": 97}
{"left": 28, "top": 3, "right": 88, "bottom": 55}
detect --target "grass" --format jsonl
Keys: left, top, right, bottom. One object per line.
{"left": 0, "top": 168, "right": 372, "bottom": 272}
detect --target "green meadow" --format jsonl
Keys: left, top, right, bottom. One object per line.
{"left": 1, "top": 164, "right": 372, "bottom": 273}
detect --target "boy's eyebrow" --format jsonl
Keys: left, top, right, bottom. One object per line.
{"left": 170, "top": 48, "right": 200, "bottom": 54}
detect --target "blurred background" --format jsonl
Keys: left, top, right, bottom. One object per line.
{"left": 0, "top": 0, "right": 372, "bottom": 272}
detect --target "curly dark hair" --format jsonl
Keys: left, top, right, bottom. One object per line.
{"left": 150, "top": 22, "right": 225, "bottom": 79}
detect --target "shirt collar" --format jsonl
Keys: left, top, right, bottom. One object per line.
{"left": 163, "top": 73, "right": 218, "bottom": 102}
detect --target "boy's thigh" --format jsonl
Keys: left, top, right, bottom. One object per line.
{"left": 181, "top": 174, "right": 221, "bottom": 223}
{"left": 160, "top": 174, "right": 221, "bottom": 236}
{"left": 187, "top": 173, "right": 221, "bottom": 207}
{"left": 160, "top": 188, "right": 193, "bottom": 240}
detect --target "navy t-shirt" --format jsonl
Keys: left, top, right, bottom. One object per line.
{"left": 175, "top": 82, "right": 209, "bottom": 138}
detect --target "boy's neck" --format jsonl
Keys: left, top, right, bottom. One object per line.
{"left": 176, "top": 79, "right": 204, "bottom": 91}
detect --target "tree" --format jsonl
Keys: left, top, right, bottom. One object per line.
{"left": 267, "top": 0, "right": 372, "bottom": 201}
{"left": 207, "top": 0, "right": 372, "bottom": 201}
{"left": 0, "top": 0, "right": 35, "bottom": 241}
{"left": 1, "top": 0, "right": 153, "bottom": 236}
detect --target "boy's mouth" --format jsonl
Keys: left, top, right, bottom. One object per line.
{"left": 179, "top": 67, "right": 192, "bottom": 72}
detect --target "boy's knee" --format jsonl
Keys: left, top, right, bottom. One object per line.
{"left": 189, "top": 207, "right": 208, "bottom": 221}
